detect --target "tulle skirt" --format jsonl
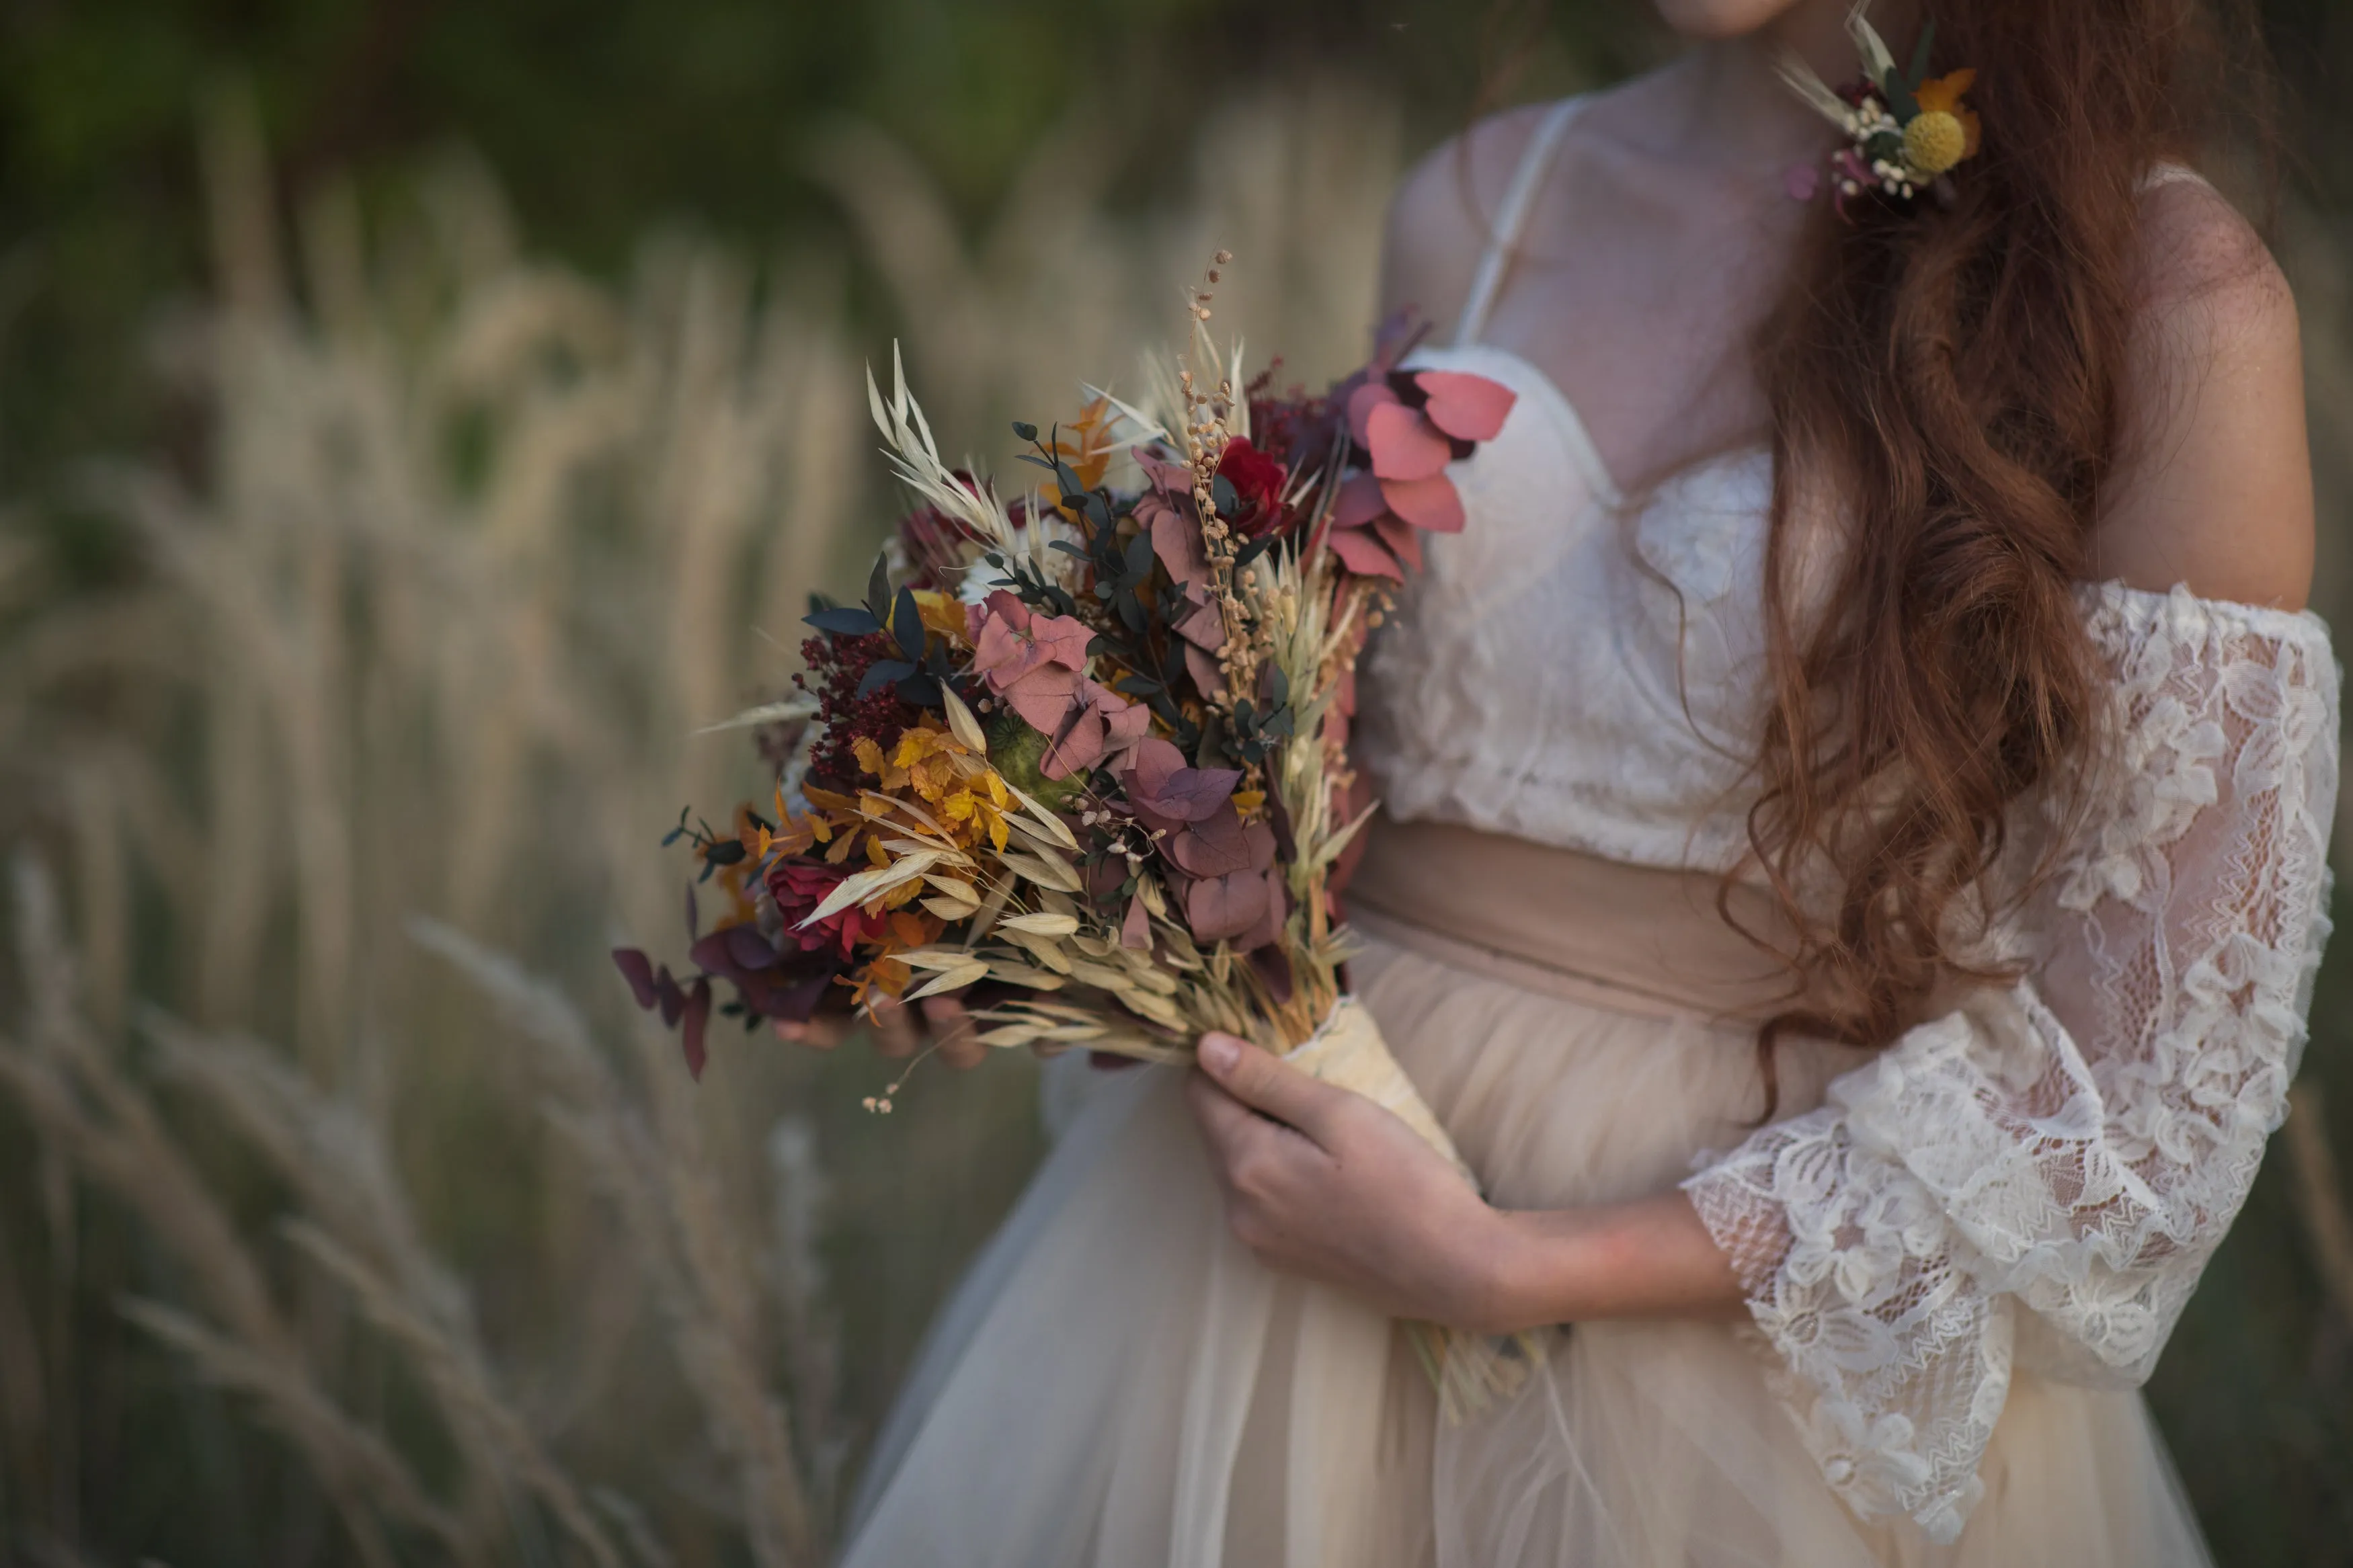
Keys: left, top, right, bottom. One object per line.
{"left": 836, "top": 832, "right": 2214, "bottom": 1566}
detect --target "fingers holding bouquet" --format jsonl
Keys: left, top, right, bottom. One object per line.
{"left": 1186, "top": 1030, "right": 1517, "bottom": 1335}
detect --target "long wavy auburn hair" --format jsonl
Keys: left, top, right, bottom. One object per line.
{"left": 1737, "top": 0, "right": 2284, "bottom": 1101}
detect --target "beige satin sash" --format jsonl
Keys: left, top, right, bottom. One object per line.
{"left": 1343, "top": 815, "right": 1804, "bottom": 1025}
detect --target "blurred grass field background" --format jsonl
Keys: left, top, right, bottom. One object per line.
{"left": 1, "top": 1, "right": 2350, "bottom": 1563}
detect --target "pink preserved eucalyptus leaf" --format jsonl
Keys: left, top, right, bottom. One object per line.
{"left": 1329, "top": 472, "right": 1390, "bottom": 531}
{"left": 1170, "top": 582, "right": 1225, "bottom": 653}
{"left": 1345, "top": 380, "right": 1402, "bottom": 449}
{"left": 1379, "top": 473, "right": 1468, "bottom": 534}
{"left": 969, "top": 590, "right": 1091, "bottom": 694}
{"left": 612, "top": 948, "right": 661, "bottom": 1011}
{"left": 1164, "top": 807, "right": 1269, "bottom": 878}
{"left": 1371, "top": 513, "right": 1426, "bottom": 573}
{"left": 682, "top": 979, "right": 712, "bottom": 1081}
{"left": 1326, "top": 526, "right": 1404, "bottom": 581}
{"left": 1040, "top": 682, "right": 1149, "bottom": 780}
{"left": 1236, "top": 867, "right": 1287, "bottom": 953}
{"left": 1183, "top": 862, "right": 1283, "bottom": 947}
{"left": 1365, "top": 402, "right": 1451, "bottom": 482}
{"left": 1139, "top": 489, "right": 1211, "bottom": 588}
{"left": 1413, "top": 370, "right": 1516, "bottom": 441}
{"left": 1002, "top": 664, "right": 1086, "bottom": 737}
{"left": 1121, "top": 891, "right": 1152, "bottom": 950}
{"left": 1124, "top": 737, "right": 1241, "bottom": 824}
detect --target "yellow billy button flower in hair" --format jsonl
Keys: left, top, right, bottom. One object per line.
{"left": 1905, "top": 69, "right": 1981, "bottom": 177}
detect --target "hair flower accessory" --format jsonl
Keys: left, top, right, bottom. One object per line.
{"left": 1780, "top": 3, "right": 1980, "bottom": 212}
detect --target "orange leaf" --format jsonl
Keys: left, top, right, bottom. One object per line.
{"left": 1915, "top": 68, "right": 1975, "bottom": 116}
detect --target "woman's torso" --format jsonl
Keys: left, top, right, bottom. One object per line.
{"left": 1353, "top": 89, "right": 1793, "bottom": 874}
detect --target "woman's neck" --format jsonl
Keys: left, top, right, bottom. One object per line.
{"left": 1673, "top": 0, "right": 1923, "bottom": 169}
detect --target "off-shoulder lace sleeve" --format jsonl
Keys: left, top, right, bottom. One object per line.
{"left": 1681, "top": 582, "right": 2340, "bottom": 1542}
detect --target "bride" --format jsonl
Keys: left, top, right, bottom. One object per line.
{"left": 797, "top": 0, "right": 2337, "bottom": 1561}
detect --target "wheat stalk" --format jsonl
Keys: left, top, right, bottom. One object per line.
{"left": 411, "top": 918, "right": 814, "bottom": 1563}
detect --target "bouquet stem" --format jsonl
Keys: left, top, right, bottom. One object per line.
{"left": 1280, "top": 997, "right": 1546, "bottom": 1422}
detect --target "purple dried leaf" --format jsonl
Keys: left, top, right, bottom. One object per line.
{"left": 612, "top": 948, "right": 661, "bottom": 1012}
{"left": 682, "top": 979, "right": 712, "bottom": 1081}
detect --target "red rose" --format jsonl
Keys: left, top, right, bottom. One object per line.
{"left": 766, "top": 858, "right": 887, "bottom": 959}
{"left": 1215, "top": 437, "right": 1289, "bottom": 536}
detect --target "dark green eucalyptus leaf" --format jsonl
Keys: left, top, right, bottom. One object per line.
{"left": 891, "top": 587, "right": 924, "bottom": 658}
{"left": 1012, "top": 420, "right": 1039, "bottom": 441}
{"left": 1211, "top": 473, "right": 1239, "bottom": 518}
{"left": 865, "top": 553, "right": 892, "bottom": 620}
{"left": 805, "top": 606, "right": 883, "bottom": 636}
{"left": 1907, "top": 20, "right": 1937, "bottom": 90}
{"left": 858, "top": 659, "right": 916, "bottom": 697}
{"left": 1884, "top": 71, "right": 1917, "bottom": 121}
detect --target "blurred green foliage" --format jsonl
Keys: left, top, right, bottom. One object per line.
{"left": 0, "top": 0, "right": 1656, "bottom": 524}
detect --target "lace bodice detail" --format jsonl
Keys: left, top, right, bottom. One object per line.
{"left": 1350, "top": 105, "right": 2340, "bottom": 1538}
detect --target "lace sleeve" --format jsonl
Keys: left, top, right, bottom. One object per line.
{"left": 1680, "top": 583, "right": 2340, "bottom": 1542}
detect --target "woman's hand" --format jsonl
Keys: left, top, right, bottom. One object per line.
{"left": 772, "top": 995, "right": 987, "bottom": 1069}
{"left": 1185, "top": 1031, "right": 1521, "bottom": 1333}
{"left": 1185, "top": 1032, "right": 1752, "bottom": 1333}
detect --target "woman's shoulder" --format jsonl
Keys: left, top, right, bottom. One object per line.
{"left": 2090, "top": 169, "right": 2313, "bottom": 612}
{"left": 1378, "top": 99, "right": 1570, "bottom": 326}
{"left": 1375, "top": 62, "right": 1702, "bottom": 327}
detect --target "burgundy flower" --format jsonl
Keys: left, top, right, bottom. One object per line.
{"left": 766, "top": 858, "right": 888, "bottom": 960}
{"left": 1215, "top": 436, "right": 1289, "bottom": 536}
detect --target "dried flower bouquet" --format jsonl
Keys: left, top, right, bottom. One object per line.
{"left": 614, "top": 262, "right": 1529, "bottom": 1411}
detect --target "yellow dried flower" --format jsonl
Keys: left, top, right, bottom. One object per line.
{"left": 1905, "top": 111, "right": 1968, "bottom": 177}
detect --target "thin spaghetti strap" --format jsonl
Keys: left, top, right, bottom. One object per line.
{"left": 2139, "top": 160, "right": 2210, "bottom": 194}
{"left": 1453, "top": 95, "right": 1585, "bottom": 349}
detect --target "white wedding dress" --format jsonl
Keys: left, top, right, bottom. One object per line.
{"left": 836, "top": 98, "right": 2340, "bottom": 1566}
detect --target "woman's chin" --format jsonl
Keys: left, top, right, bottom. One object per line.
{"left": 1649, "top": 0, "right": 1800, "bottom": 40}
